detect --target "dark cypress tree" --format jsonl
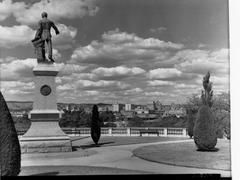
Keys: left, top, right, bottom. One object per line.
{"left": 91, "top": 105, "right": 101, "bottom": 145}
{"left": 193, "top": 72, "right": 217, "bottom": 151}
{"left": 187, "top": 108, "right": 194, "bottom": 138}
{"left": 0, "top": 92, "right": 21, "bottom": 176}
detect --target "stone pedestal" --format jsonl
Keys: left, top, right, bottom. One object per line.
{"left": 20, "top": 63, "right": 72, "bottom": 153}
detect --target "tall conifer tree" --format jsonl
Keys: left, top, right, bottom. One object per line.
{"left": 91, "top": 105, "right": 101, "bottom": 145}
{"left": 0, "top": 92, "right": 21, "bottom": 176}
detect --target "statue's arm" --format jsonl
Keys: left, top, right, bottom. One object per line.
{"left": 52, "top": 22, "right": 60, "bottom": 35}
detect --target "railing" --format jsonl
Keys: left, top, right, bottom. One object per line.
{"left": 18, "top": 127, "right": 187, "bottom": 137}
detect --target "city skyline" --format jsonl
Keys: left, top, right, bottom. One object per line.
{"left": 0, "top": 0, "right": 229, "bottom": 104}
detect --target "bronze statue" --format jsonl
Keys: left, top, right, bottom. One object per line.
{"left": 32, "top": 12, "right": 60, "bottom": 63}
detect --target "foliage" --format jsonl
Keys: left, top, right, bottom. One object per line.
{"left": 91, "top": 105, "right": 101, "bottom": 145}
{"left": 0, "top": 92, "right": 21, "bottom": 176}
{"left": 193, "top": 72, "right": 217, "bottom": 151}
{"left": 127, "top": 116, "right": 144, "bottom": 127}
{"left": 194, "top": 105, "right": 217, "bottom": 150}
{"left": 99, "top": 111, "right": 116, "bottom": 123}
{"left": 59, "top": 108, "right": 91, "bottom": 128}
{"left": 13, "top": 114, "right": 31, "bottom": 133}
{"left": 187, "top": 92, "right": 230, "bottom": 139}
{"left": 201, "top": 72, "right": 213, "bottom": 107}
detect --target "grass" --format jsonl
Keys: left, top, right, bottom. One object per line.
{"left": 71, "top": 136, "right": 188, "bottom": 149}
{"left": 133, "top": 139, "right": 231, "bottom": 171}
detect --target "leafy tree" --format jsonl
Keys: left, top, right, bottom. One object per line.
{"left": 99, "top": 111, "right": 116, "bottom": 123}
{"left": 0, "top": 92, "right": 21, "bottom": 176}
{"left": 187, "top": 92, "right": 230, "bottom": 139}
{"left": 127, "top": 116, "right": 144, "bottom": 127}
{"left": 13, "top": 113, "right": 31, "bottom": 133}
{"left": 91, "top": 105, "right": 101, "bottom": 145}
{"left": 193, "top": 72, "right": 217, "bottom": 151}
{"left": 59, "top": 108, "right": 91, "bottom": 128}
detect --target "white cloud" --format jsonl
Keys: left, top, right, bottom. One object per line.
{"left": 147, "top": 80, "right": 175, "bottom": 86}
{"left": 76, "top": 80, "right": 129, "bottom": 90}
{"left": 150, "top": 27, "right": 167, "bottom": 34}
{"left": 1, "top": 81, "right": 34, "bottom": 97}
{"left": 0, "top": 58, "right": 37, "bottom": 81}
{"left": 0, "top": 25, "right": 35, "bottom": 48}
{"left": 56, "top": 63, "right": 87, "bottom": 76}
{"left": 174, "top": 48, "right": 229, "bottom": 75}
{"left": 0, "top": 23, "right": 77, "bottom": 48}
{"left": 84, "top": 90, "right": 100, "bottom": 96}
{"left": 70, "top": 29, "right": 184, "bottom": 65}
{"left": 124, "top": 88, "right": 143, "bottom": 95}
{"left": 52, "top": 24, "right": 77, "bottom": 44}
{"left": 0, "top": 0, "right": 99, "bottom": 25}
{"left": 52, "top": 49, "right": 62, "bottom": 59}
{"left": 0, "top": 0, "right": 25, "bottom": 21}
{"left": 148, "top": 68, "right": 182, "bottom": 79}
{"left": 57, "top": 83, "right": 73, "bottom": 91}
{"left": 174, "top": 83, "right": 198, "bottom": 89}
{"left": 144, "top": 92, "right": 167, "bottom": 96}
{"left": 92, "top": 66, "right": 146, "bottom": 77}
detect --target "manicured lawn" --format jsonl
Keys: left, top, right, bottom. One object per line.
{"left": 20, "top": 165, "right": 149, "bottom": 176}
{"left": 71, "top": 136, "right": 188, "bottom": 149}
{"left": 133, "top": 139, "right": 231, "bottom": 171}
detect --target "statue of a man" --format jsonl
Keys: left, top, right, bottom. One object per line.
{"left": 32, "top": 12, "right": 60, "bottom": 63}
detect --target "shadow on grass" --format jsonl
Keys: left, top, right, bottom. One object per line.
{"left": 30, "top": 171, "right": 59, "bottom": 176}
{"left": 196, "top": 147, "right": 219, "bottom": 152}
{"left": 72, "top": 141, "right": 115, "bottom": 150}
{"left": 70, "top": 136, "right": 90, "bottom": 142}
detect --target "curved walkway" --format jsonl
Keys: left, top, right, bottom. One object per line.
{"left": 20, "top": 138, "right": 231, "bottom": 177}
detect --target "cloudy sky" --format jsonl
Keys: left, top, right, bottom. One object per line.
{"left": 0, "top": 0, "right": 229, "bottom": 104}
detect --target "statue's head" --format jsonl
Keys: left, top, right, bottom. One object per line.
{"left": 41, "top": 12, "right": 48, "bottom": 18}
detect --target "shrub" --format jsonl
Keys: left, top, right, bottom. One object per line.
{"left": 194, "top": 105, "right": 217, "bottom": 150}
{"left": 193, "top": 72, "right": 217, "bottom": 151}
{"left": 91, "top": 105, "right": 101, "bottom": 145}
{"left": 0, "top": 92, "right": 21, "bottom": 176}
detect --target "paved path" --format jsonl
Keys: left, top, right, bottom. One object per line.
{"left": 21, "top": 138, "right": 231, "bottom": 177}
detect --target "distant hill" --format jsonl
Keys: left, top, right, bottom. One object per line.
{"left": 6, "top": 101, "right": 112, "bottom": 111}
{"left": 6, "top": 101, "right": 33, "bottom": 111}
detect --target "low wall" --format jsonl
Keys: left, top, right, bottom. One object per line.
{"left": 18, "top": 127, "right": 188, "bottom": 137}
{"left": 61, "top": 127, "right": 188, "bottom": 137}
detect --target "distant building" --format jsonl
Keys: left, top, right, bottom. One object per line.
{"left": 120, "top": 110, "right": 136, "bottom": 119}
{"left": 162, "top": 105, "right": 186, "bottom": 118}
{"left": 125, "top": 103, "right": 132, "bottom": 111}
{"left": 112, "top": 103, "right": 124, "bottom": 112}
{"left": 134, "top": 106, "right": 149, "bottom": 114}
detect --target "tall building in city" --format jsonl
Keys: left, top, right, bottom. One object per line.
{"left": 113, "top": 103, "right": 119, "bottom": 112}
{"left": 125, "top": 103, "right": 132, "bottom": 111}
{"left": 113, "top": 102, "right": 124, "bottom": 112}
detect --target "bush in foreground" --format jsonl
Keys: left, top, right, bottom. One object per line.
{"left": 0, "top": 92, "right": 21, "bottom": 176}
{"left": 193, "top": 72, "right": 217, "bottom": 151}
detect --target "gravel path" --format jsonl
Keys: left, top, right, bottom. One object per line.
{"left": 20, "top": 137, "right": 231, "bottom": 177}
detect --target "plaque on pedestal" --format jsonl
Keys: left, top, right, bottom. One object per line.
{"left": 20, "top": 63, "right": 72, "bottom": 153}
